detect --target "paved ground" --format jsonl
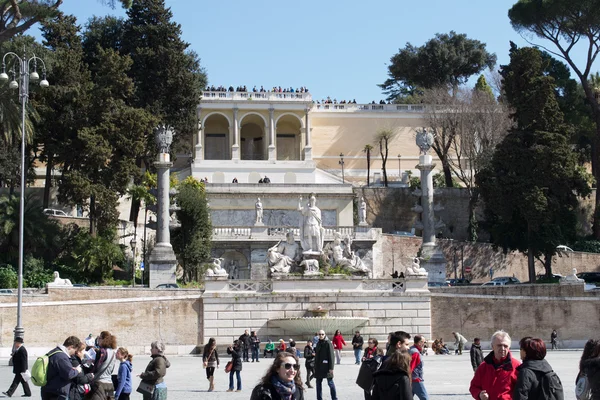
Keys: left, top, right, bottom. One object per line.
{"left": 0, "top": 350, "right": 581, "bottom": 399}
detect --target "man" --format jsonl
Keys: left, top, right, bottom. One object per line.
{"left": 41, "top": 336, "right": 82, "bottom": 400}
{"left": 3, "top": 337, "right": 31, "bottom": 397}
{"left": 315, "top": 330, "right": 338, "bottom": 400}
{"left": 386, "top": 330, "right": 411, "bottom": 357}
{"left": 409, "top": 335, "right": 430, "bottom": 400}
{"left": 238, "top": 329, "right": 251, "bottom": 362}
{"left": 352, "top": 331, "right": 364, "bottom": 365}
{"left": 550, "top": 329, "right": 558, "bottom": 350}
{"left": 453, "top": 331, "right": 468, "bottom": 355}
{"left": 470, "top": 330, "right": 520, "bottom": 400}
{"left": 470, "top": 338, "right": 484, "bottom": 372}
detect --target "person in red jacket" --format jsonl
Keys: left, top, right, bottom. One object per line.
{"left": 470, "top": 330, "right": 521, "bottom": 400}
{"left": 332, "top": 330, "right": 346, "bottom": 365}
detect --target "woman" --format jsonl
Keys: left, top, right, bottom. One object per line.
{"left": 362, "top": 338, "right": 379, "bottom": 361}
{"left": 202, "top": 338, "right": 219, "bottom": 392}
{"left": 371, "top": 350, "right": 412, "bottom": 400}
{"left": 69, "top": 342, "right": 93, "bottom": 400}
{"left": 250, "top": 351, "right": 304, "bottom": 400}
{"left": 332, "top": 330, "right": 346, "bottom": 365}
{"left": 577, "top": 339, "right": 600, "bottom": 400}
{"left": 514, "top": 337, "right": 562, "bottom": 400}
{"left": 277, "top": 339, "right": 287, "bottom": 355}
{"left": 139, "top": 341, "right": 170, "bottom": 400}
{"left": 357, "top": 339, "right": 382, "bottom": 400}
{"left": 90, "top": 331, "right": 118, "bottom": 400}
{"left": 303, "top": 341, "right": 315, "bottom": 388}
{"left": 288, "top": 339, "right": 297, "bottom": 358}
{"left": 115, "top": 347, "right": 133, "bottom": 400}
{"left": 226, "top": 340, "right": 243, "bottom": 392}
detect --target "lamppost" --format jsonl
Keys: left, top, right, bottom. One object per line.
{"left": 0, "top": 51, "right": 48, "bottom": 341}
{"left": 397, "top": 154, "right": 402, "bottom": 181}
{"left": 130, "top": 236, "right": 137, "bottom": 287}
{"left": 339, "top": 153, "right": 345, "bottom": 184}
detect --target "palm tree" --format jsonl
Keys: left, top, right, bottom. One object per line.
{"left": 376, "top": 129, "right": 397, "bottom": 187}
{"left": 363, "top": 144, "right": 373, "bottom": 186}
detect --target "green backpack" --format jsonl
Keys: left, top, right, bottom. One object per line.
{"left": 31, "top": 350, "right": 62, "bottom": 387}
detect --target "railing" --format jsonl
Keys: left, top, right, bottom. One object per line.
{"left": 212, "top": 227, "right": 252, "bottom": 237}
{"left": 211, "top": 226, "right": 374, "bottom": 239}
{"left": 202, "top": 91, "right": 312, "bottom": 102}
{"left": 362, "top": 279, "right": 405, "bottom": 292}
{"left": 312, "top": 103, "right": 427, "bottom": 113}
{"left": 229, "top": 280, "right": 272, "bottom": 292}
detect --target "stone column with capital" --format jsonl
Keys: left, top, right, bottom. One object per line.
{"left": 304, "top": 107, "right": 312, "bottom": 160}
{"left": 268, "top": 107, "right": 276, "bottom": 161}
{"left": 232, "top": 107, "right": 240, "bottom": 160}
{"left": 149, "top": 125, "right": 178, "bottom": 288}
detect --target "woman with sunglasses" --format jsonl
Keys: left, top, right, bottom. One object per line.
{"left": 250, "top": 351, "right": 305, "bottom": 400}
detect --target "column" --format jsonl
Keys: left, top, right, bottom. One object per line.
{"left": 232, "top": 107, "right": 240, "bottom": 160}
{"left": 155, "top": 159, "right": 172, "bottom": 246}
{"left": 194, "top": 107, "right": 203, "bottom": 161}
{"left": 268, "top": 107, "right": 276, "bottom": 161}
{"left": 304, "top": 107, "right": 312, "bottom": 160}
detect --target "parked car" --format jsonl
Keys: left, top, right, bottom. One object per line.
{"left": 156, "top": 283, "right": 179, "bottom": 289}
{"left": 391, "top": 231, "right": 415, "bottom": 237}
{"left": 576, "top": 272, "right": 600, "bottom": 284}
{"left": 43, "top": 208, "right": 68, "bottom": 217}
{"left": 481, "top": 281, "right": 504, "bottom": 286}
{"left": 428, "top": 281, "right": 450, "bottom": 288}
{"left": 490, "top": 276, "right": 521, "bottom": 285}
{"left": 535, "top": 273, "right": 563, "bottom": 283}
{"left": 446, "top": 278, "right": 471, "bottom": 286}
{"left": 72, "top": 283, "right": 89, "bottom": 287}
{"left": 0, "top": 289, "right": 14, "bottom": 294}
{"left": 556, "top": 245, "right": 574, "bottom": 252}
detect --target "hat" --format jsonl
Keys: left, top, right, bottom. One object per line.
{"left": 14, "top": 337, "right": 23, "bottom": 343}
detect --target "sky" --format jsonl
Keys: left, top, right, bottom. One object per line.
{"left": 30, "top": 0, "right": 598, "bottom": 104}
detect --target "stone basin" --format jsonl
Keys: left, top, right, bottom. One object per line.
{"left": 269, "top": 316, "right": 369, "bottom": 336}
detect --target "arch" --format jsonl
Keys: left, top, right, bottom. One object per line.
{"left": 202, "top": 111, "right": 232, "bottom": 127}
{"left": 275, "top": 114, "right": 303, "bottom": 161}
{"left": 240, "top": 113, "right": 267, "bottom": 160}
{"left": 275, "top": 112, "right": 305, "bottom": 128}
{"left": 284, "top": 172, "right": 297, "bottom": 184}
{"left": 204, "top": 113, "right": 231, "bottom": 160}
{"left": 239, "top": 111, "right": 268, "bottom": 127}
{"left": 248, "top": 171, "right": 262, "bottom": 183}
{"left": 212, "top": 171, "right": 225, "bottom": 183}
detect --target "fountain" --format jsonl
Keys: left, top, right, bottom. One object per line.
{"left": 268, "top": 306, "right": 369, "bottom": 336}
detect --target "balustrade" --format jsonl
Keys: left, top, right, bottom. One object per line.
{"left": 202, "top": 91, "right": 311, "bottom": 102}
{"left": 211, "top": 225, "right": 372, "bottom": 239}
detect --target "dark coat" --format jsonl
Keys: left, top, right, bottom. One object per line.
{"left": 239, "top": 333, "right": 251, "bottom": 348}
{"left": 139, "top": 354, "right": 170, "bottom": 385}
{"left": 69, "top": 355, "right": 93, "bottom": 400}
{"left": 371, "top": 368, "right": 412, "bottom": 400}
{"left": 581, "top": 357, "right": 600, "bottom": 400}
{"left": 356, "top": 354, "right": 383, "bottom": 391}
{"left": 41, "top": 347, "right": 80, "bottom": 397}
{"left": 250, "top": 383, "right": 304, "bottom": 400}
{"left": 314, "top": 339, "right": 334, "bottom": 379}
{"left": 304, "top": 346, "right": 315, "bottom": 368}
{"left": 352, "top": 335, "right": 364, "bottom": 350}
{"left": 12, "top": 345, "right": 27, "bottom": 374}
{"left": 470, "top": 344, "right": 484, "bottom": 370}
{"left": 227, "top": 346, "right": 243, "bottom": 371}
{"left": 513, "top": 359, "right": 556, "bottom": 400}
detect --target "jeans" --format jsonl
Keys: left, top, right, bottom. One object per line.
{"left": 354, "top": 348, "right": 362, "bottom": 364}
{"left": 334, "top": 349, "right": 341, "bottom": 364}
{"left": 251, "top": 347, "right": 259, "bottom": 361}
{"left": 316, "top": 377, "right": 337, "bottom": 400}
{"left": 305, "top": 366, "right": 314, "bottom": 385}
{"left": 412, "top": 381, "right": 429, "bottom": 400}
{"left": 242, "top": 347, "right": 249, "bottom": 361}
{"left": 229, "top": 370, "right": 241, "bottom": 390}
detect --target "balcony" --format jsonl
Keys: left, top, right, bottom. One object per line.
{"left": 201, "top": 91, "right": 312, "bottom": 102}
{"left": 312, "top": 103, "right": 428, "bottom": 113}
{"left": 211, "top": 225, "right": 377, "bottom": 241}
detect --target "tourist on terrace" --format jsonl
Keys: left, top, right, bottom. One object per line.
{"left": 332, "top": 330, "right": 346, "bottom": 365}
{"left": 250, "top": 352, "right": 305, "bottom": 400}
{"left": 513, "top": 337, "right": 563, "bottom": 400}
{"left": 577, "top": 339, "right": 600, "bottom": 400}
{"left": 202, "top": 338, "right": 219, "bottom": 392}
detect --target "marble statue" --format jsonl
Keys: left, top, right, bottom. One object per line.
{"left": 343, "top": 236, "right": 369, "bottom": 272}
{"left": 298, "top": 195, "right": 324, "bottom": 253}
{"left": 329, "top": 233, "right": 369, "bottom": 274}
{"left": 415, "top": 127, "right": 434, "bottom": 155}
{"left": 205, "top": 258, "right": 228, "bottom": 277}
{"left": 267, "top": 232, "right": 301, "bottom": 274}
{"left": 155, "top": 125, "right": 173, "bottom": 154}
{"left": 406, "top": 257, "right": 428, "bottom": 276}
{"left": 359, "top": 197, "right": 367, "bottom": 224}
{"left": 255, "top": 197, "right": 263, "bottom": 224}
{"left": 299, "top": 259, "right": 320, "bottom": 274}
{"left": 47, "top": 271, "right": 72, "bottom": 287}
{"left": 228, "top": 260, "right": 239, "bottom": 279}
{"left": 560, "top": 268, "right": 584, "bottom": 283}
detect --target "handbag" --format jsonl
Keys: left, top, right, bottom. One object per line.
{"left": 136, "top": 381, "right": 155, "bottom": 396}
{"left": 224, "top": 361, "right": 233, "bottom": 373}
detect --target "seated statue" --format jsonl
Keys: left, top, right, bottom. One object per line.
{"left": 205, "top": 258, "right": 228, "bottom": 277}
{"left": 406, "top": 257, "right": 428, "bottom": 276}
{"left": 47, "top": 271, "right": 73, "bottom": 287}
{"left": 330, "top": 234, "right": 369, "bottom": 274}
{"left": 267, "top": 232, "right": 301, "bottom": 274}
{"left": 559, "top": 268, "right": 584, "bottom": 283}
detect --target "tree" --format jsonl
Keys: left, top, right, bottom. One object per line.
{"left": 363, "top": 144, "right": 373, "bottom": 186}
{"left": 508, "top": 0, "right": 600, "bottom": 238}
{"left": 172, "top": 176, "right": 211, "bottom": 283}
{"left": 474, "top": 75, "right": 494, "bottom": 100}
{"left": 375, "top": 129, "right": 396, "bottom": 187}
{"left": 478, "top": 46, "right": 591, "bottom": 282}
{"left": 380, "top": 31, "right": 497, "bottom": 100}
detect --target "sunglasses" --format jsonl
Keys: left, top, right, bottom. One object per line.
{"left": 283, "top": 363, "right": 300, "bottom": 371}
{"left": 318, "top": 333, "right": 325, "bottom": 336}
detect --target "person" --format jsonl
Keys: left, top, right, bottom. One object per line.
{"left": 371, "top": 349, "right": 412, "bottom": 400}
{"left": 239, "top": 329, "right": 251, "bottom": 362}
{"left": 41, "top": 336, "right": 82, "bottom": 400}
{"left": 138, "top": 340, "right": 170, "bottom": 400}
{"left": 352, "top": 331, "right": 364, "bottom": 365}
{"left": 251, "top": 331, "right": 261, "bottom": 362}
{"left": 357, "top": 339, "right": 382, "bottom": 400}
{"left": 470, "top": 330, "right": 520, "bottom": 400}
{"left": 550, "top": 330, "right": 558, "bottom": 350}
{"left": 3, "top": 337, "right": 31, "bottom": 397}
{"left": 115, "top": 347, "right": 133, "bottom": 400}
{"left": 89, "top": 331, "right": 117, "bottom": 400}
{"left": 277, "top": 339, "right": 287, "bottom": 355}
{"left": 68, "top": 342, "right": 94, "bottom": 400}
{"left": 250, "top": 351, "right": 304, "bottom": 400}
{"left": 438, "top": 338, "right": 450, "bottom": 355}
{"left": 202, "top": 338, "right": 219, "bottom": 392}
{"left": 386, "top": 331, "right": 411, "bottom": 357}
{"left": 264, "top": 340, "right": 276, "bottom": 358}
{"left": 232, "top": 177, "right": 238, "bottom": 183}
{"left": 513, "top": 337, "right": 563, "bottom": 400}
{"left": 577, "top": 339, "right": 600, "bottom": 400}
{"left": 332, "top": 330, "right": 346, "bottom": 365}
{"left": 227, "top": 340, "right": 243, "bottom": 392}
{"left": 288, "top": 339, "right": 297, "bottom": 358}
{"left": 314, "top": 330, "right": 337, "bottom": 400}
{"left": 312, "top": 333, "right": 319, "bottom": 348}
{"left": 304, "top": 341, "right": 315, "bottom": 388}
{"left": 471, "top": 338, "right": 484, "bottom": 372}
{"left": 85, "top": 334, "right": 95, "bottom": 350}
{"left": 453, "top": 332, "right": 468, "bottom": 355}
{"left": 409, "top": 335, "right": 430, "bottom": 400}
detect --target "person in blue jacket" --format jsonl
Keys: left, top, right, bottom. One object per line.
{"left": 115, "top": 347, "right": 133, "bottom": 400}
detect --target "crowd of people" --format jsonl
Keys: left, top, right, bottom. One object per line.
{"left": 204, "top": 85, "right": 309, "bottom": 94}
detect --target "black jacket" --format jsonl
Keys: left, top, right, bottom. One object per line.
{"left": 314, "top": 339, "right": 334, "bottom": 379}
{"left": 227, "top": 346, "right": 243, "bottom": 371}
{"left": 12, "top": 345, "right": 27, "bottom": 374}
{"left": 304, "top": 346, "right": 315, "bottom": 368}
{"left": 69, "top": 355, "right": 93, "bottom": 400}
{"left": 352, "top": 335, "right": 364, "bottom": 350}
{"left": 513, "top": 359, "right": 556, "bottom": 400}
{"left": 239, "top": 333, "right": 251, "bottom": 348}
{"left": 580, "top": 357, "right": 600, "bottom": 400}
{"left": 250, "top": 383, "right": 304, "bottom": 400}
{"left": 470, "top": 344, "right": 484, "bottom": 370}
{"left": 41, "top": 347, "right": 80, "bottom": 397}
{"left": 371, "top": 368, "right": 412, "bottom": 400}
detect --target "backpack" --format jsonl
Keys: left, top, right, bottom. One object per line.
{"left": 539, "top": 370, "right": 564, "bottom": 400}
{"left": 576, "top": 373, "right": 592, "bottom": 400}
{"left": 31, "top": 350, "right": 62, "bottom": 387}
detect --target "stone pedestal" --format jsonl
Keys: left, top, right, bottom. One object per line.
{"left": 194, "top": 144, "right": 203, "bottom": 161}
{"left": 251, "top": 225, "right": 268, "bottom": 237}
{"left": 304, "top": 146, "right": 312, "bottom": 161}
{"left": 149, "top": 244, "right": 177, "bottom": 288}
{"left": 420, "top": 243, "right": 446, "bottom": 284}
{"left": 268, "top": 145, "right": 276, "bottom": 161}
{"left": 358, "top": 221, "right": 368, "bottom": 227}
{"left": 204, "top": 276, "right": 229, "bottom": 292}
{"left": 232, "top": 144, "right": 240, "bottom": 161}
{"left": 404, "top": 276, "right": 429, "bottom": 293}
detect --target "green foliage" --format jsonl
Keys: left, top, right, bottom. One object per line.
{"left": 571, "top": 240, "right": 600, "bottom": 253}
{"left": 433, "top": 173, "right": 460, "bottom": 188}
{"left": 325, "top": 266, "right": 352, "bottom": 276}
{"left": 380, "top": 31, "right": 496, "bottom": 100}
{"left": 406, "top": 171, "right": 420, "bottom": 190}
{"left": 474, "top": 75, "right": 494, "bottom": 99}
{"left": 23, "top": 256, "right": 53, "bottom": 288}
{"left": 98, "top": 278, "right": 131, "bottom": 286}
{"left": 375, "top": 129, "right": 397, "bottom": 187}
{"left": 0, "top": 265, "right": 17, "bottom": 288}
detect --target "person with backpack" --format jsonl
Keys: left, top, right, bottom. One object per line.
{"left": 3, "top": 337, "right": 31, "bottom": 397}
{"left": 576, "top": 339, "right": 600, "bottom": 400}
{"left": 513, "top": 337, "right": 563, "bottom": 400}
{"left": 40, "top": 336, "right": 83, "bottom": 400}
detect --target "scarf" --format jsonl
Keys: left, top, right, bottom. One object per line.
{"left": 270, "top": 375, "right": 296, "bottom": 400}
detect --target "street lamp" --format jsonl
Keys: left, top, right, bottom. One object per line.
{"left": 397, "top": 154, "right": 402, "bottom": 181}
{"left": 130, "top": 236, "right": 137, "bottom": 287}
{"left": 339, "top": 153, "right": 345, "bottom": 184}
{"left": 0, "top": 50, "right": 48, "bottom": 341}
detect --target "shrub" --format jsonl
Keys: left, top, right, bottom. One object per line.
{"left": 0, "top": 265, "right": 18, "bottom": 288}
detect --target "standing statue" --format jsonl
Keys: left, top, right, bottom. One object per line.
{"left": 255, "top": 197, "right": 263, "bottom": 224}
{"left": 267, "top": 232, "right": 301, "bottom": 273}
{"left": 298, "top": 195, "right": 324, "bottom": 253}
{"left": 359, "top": 197, "right": 367, "bottom": 224}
